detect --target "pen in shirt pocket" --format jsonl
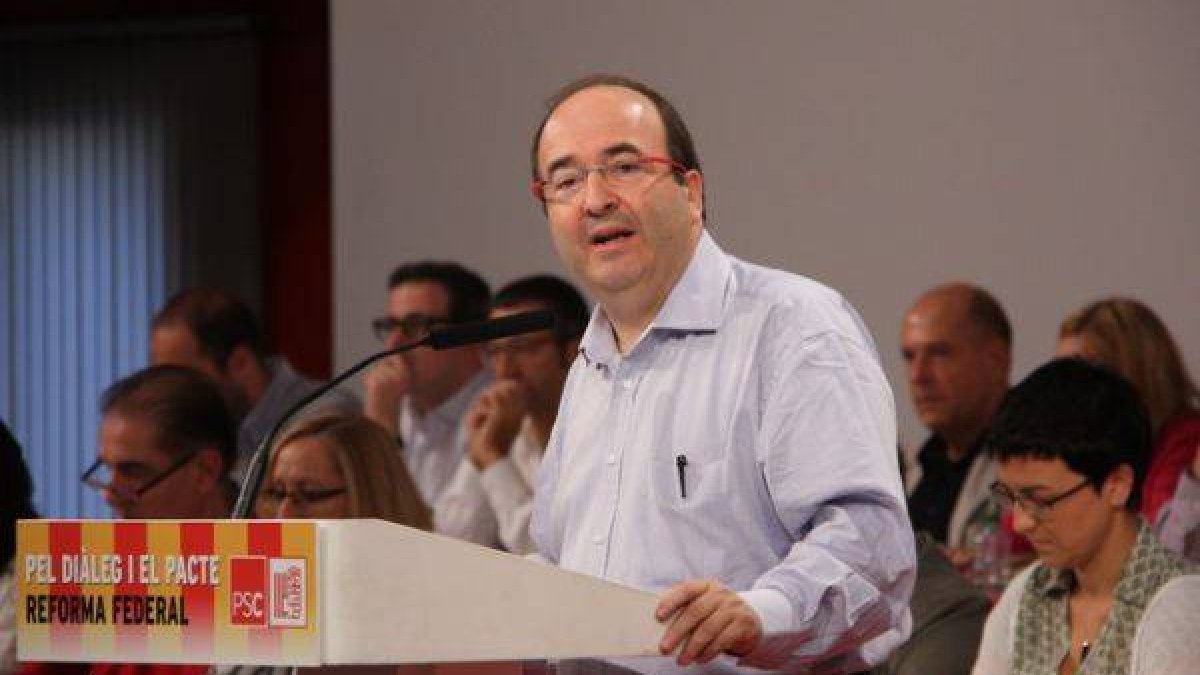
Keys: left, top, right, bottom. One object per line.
{"left": 675, "top": 453, "right": 688, "bottom": 499}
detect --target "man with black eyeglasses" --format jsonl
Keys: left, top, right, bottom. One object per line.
{"left": 27, "top": 371, "right": 234, "bottom": 675}
{"left": 364, "top": 261, "right": 492, "bottom": 537}
{"left": 83, "top": 365, "right": 236, "bottom": 522}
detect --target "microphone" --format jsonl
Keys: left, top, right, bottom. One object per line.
{"left": 427, "top": 309, "right": 554, "bottom": 349}
{"left": 231, "top": 309, "right": 556, "bottom": 517}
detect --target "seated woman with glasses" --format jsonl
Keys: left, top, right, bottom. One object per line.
{"left": 972, "top": 358, "right": 1198, "bottom": 675}
{"left": 256, "top": 414, "right": 431, "bottom": 529}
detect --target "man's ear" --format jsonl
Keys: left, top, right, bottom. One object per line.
{"left": 984, "top": 340, "right": 1012, "bottom": 384}
{"left": 190, "top": 447, "right": 226, "bottom": 491}
{"left": 559, "top": 337, "right": 582, "bottom": 368}
{"left": 684, "top": 170, "right": 705, "bottom": 224}
{"left": 224, "top": 344, "right": 258, "bottom": 379}
{"left": 1103, "top": 464, "right": 1135, "bottom": 509}
{"left": 981, "top": 335, "right": 1009, "bottom": 365}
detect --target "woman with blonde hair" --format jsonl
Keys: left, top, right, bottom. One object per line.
{"left": 1057, "top": 297, "right": 1200, "bottom": 523}
{"left": 257, "top": 413, "right": 431, "bottom": 529}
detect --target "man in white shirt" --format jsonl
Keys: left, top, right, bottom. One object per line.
{"left": 364, "top": 261, "right": 492, "bottom": 538}
{"left": 529, "top": 75, "right": 914, "bottom": 671}
{"left": 435, "top": 275, "right": 588, "bottom": 552}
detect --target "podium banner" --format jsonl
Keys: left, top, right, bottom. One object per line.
{"left": 17, "top": 520, "right": 320, "bottom": 665}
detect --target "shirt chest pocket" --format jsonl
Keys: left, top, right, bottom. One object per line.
{"left": 650, "top": 446, "right": 728, "bottom": 509}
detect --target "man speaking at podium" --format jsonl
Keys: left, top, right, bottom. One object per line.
{"left": 528, "top": 75, "right": 915, "bottom": 672}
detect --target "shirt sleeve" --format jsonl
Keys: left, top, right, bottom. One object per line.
{"left": 1131, "top": 575, "right": 1200, "bottom": 675}
{"left": 1157, "top": 469, "right": 1200, "bottom": 562}
{"left": 479, "top": 455, "right": 536, "bottom": 555}
{"left": 737, "top": 320, "right": 917, "bottom": 671}
{"left": 431, "top": 457, "right": 500, "bottom": 547}
{"left": 970, "top": 564, "right": 1027, "bottom": 675}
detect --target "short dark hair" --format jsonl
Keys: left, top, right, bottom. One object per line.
{"left": 152, "top": 288, "right": 267, "bottom": 368}
{"left": 531, "top": 75, "right": 705, "bottom": 221}
{"left": 966, "top": 287, "right": 1013, "bottom": 347}
{"left": 101, "top": 365, "right": 237, "bottom": 473}
{"left": 530, "top": 74, "right": 701, "bottom": 182}
{"left": 1, "top": 419, "right": 38, "bottom": 567}
{"left": 387, "top": 261, "right": 491, "bottom": 324}
{"left": 493, "top": 274, "right": 590, "bottom": 343}
{"left": 987, "top": 358, "right": 1150, "bottom": 510}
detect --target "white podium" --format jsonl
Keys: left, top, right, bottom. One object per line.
{"left": 16, "top": 519, "right": 665, "bottom": 667}
{"left": 320, "top": 519, "right": 663, "bottom": 664}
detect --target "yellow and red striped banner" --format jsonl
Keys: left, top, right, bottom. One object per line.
{"left": 17, "top": 520, "right": 320, "bottom": 665}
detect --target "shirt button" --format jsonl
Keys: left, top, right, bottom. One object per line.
{"left": 592, "top": 535, "right": 604, "bottom": 545}
{"left": 605, "top": 453, "right": 616, "bottom": 465}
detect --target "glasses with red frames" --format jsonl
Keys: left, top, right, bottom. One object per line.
{"left": 532, "top": 155, "right": 686, "bottom": 204}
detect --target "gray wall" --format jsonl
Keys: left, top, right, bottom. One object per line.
{"left": 332, "top": 1, "right": 1200, "bottom": 449}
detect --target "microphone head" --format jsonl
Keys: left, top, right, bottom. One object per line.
{"left": 426, "top": 310, "right": 556, "bottom": 350}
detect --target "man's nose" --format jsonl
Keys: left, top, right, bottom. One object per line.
{"left": 277, "top": 497, "right": 303, "bottom": 519}
{"left": 908, "top": 354, "right": 931, "bottom": 384}
{"left": 1010, "top": 503, "right": 1036, "bottom": 536}
{"left": 582, "top": 170, "right": 619, "bottom": 216}
{"left": 103, "top": 480, "right": 136, "bottom": 507}
{"left": 492, "top": 353, "right": 521, "bottom": 380}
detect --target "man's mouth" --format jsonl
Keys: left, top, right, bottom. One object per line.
{"left": 914, "top": 395, "right": 941, "bottom": 408}
{"left": 589, "top": 227, "right": 635, "bottom": 246}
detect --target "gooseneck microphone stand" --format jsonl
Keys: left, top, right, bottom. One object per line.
{"left": 231, "top": 309, "right": 554, "bottom": 518}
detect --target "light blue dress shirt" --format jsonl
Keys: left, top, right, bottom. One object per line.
{"left": 532, "top": 232, "right": 915, "bottom": 672}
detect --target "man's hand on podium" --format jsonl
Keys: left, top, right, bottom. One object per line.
{"left": 655, "top": 579, "right": 763, "bottom": 667}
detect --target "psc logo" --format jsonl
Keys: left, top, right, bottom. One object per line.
{"left": 230, "top": 556, "right": 307, "bottom": 628}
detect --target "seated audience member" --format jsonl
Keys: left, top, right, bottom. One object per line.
{"left": 435, "top": 275, "right": 588, "bottom": 552}
{"left": 151, "top": 288, "right": 359, "bottom": 482}
{"left": 973, "top": 358, "right": 1199, "bottom": 675}
{"left": 901, "top": 283, "right": 1011, "bottom": 551}
{"left": 20, "top": 366, "right": 237, "bottom": 675}
{"left": 1056, "top": 297, "right": 1200, "bottom": 525}
{"left": 249, "top": 415, "right": 428, "bottom": 675}
{"left": 1157, "top": 443, "right": 1200, "bottom": 561}
{"left": 364, "top": 262, "right": 491, "bottom": 535}
{"left": 86, "top": 365, "right": 237, "bottom": 520}
{"left": 873, "top": 533, "right": 989, "bottom": 675}
{"left": 256, "top": 414, "right": 430, "bottom": 529}
{"left": 2, "top": 420, "right": 38, "bottom": 674}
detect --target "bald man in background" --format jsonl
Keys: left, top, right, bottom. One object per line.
{"left": 901, "top": 283, "right": 1012, "bottom": 552}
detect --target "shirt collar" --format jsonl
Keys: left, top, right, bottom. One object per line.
{"left": 578, "top": 230, "right": 732, "bottom": 368}
{"left": 650, "top": 230, "right": 731, "bottom": 332}
{"left": 1030, "top": 519, "right": 1162, "bottom": 606}
{"left": 918, "top": 432, "right": 986, "bottom": 469}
